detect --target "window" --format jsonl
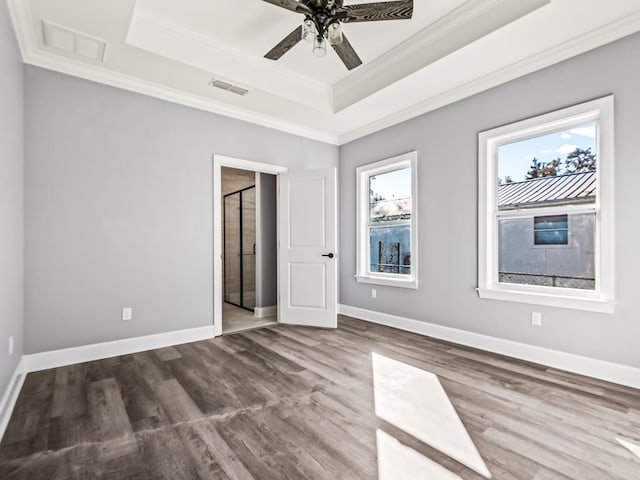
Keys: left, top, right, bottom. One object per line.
{"left": 533, "top": 215, "right": 568, "bottom": 245}
{"left": 356, "top": 152, "right": 418, "bottom": 289}
{"left": 478, "top": 97, "right": 614, "bottom": 312}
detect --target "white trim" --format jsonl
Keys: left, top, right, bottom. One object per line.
{"left": 126, "top": 13, "right": 332, "bottom": 113}
{"left": 333, "top": 0, "right": 550, "bottom": 112}
{"left": 255, "top": 171, "right": 263, "bottom": 314}
{"left": 6, "top": 0, "right": 338, "bottom": 145}
{"left": 478, "top": 96, "right": 615, "bottom": 312}
{"left": 0, "top": 357, "right": 27, "bottom": 442}
{"left": 254, "top": 305, "right": 277, "bottom": 318}
{"left": 8, "top": 0, "right": 640, "bottom": 147}
{"left": 337, "top": 12, "right": 640, "bottom": 145}
{"left": 476, "top": 288, "right": 615, "bottom": 314}
{"left": 23, "top": 326, "right": 214, "bottom": 373}
{"left": 24, "top": 53, "right": 338, "bottom": 145}
{"left": 354, "top": 275, "right": 418, "bottom": 289}
{"left": 338, "top": 304, "right": 640, "bottom": 390}
{"left": 356, "top": 152, "right": 418, "bottom": 289}
{"left": 213, "top": 155, "right": 287, "bottom": 337}
{"left": 1, "top": 326, "right": 214, "bottom": 441}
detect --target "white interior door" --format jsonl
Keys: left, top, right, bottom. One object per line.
{"left": 279, "top": 168, "right": 337, "bottom": 328}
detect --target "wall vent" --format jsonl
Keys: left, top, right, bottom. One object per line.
{"left": 209, "top": 77, "right": 249, "bottom": 96}
{"left": 42, "top": 20, "right": 107, "bottom": 63}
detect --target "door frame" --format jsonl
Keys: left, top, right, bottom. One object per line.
{"left": 213, "top": 155, "right": 288, "bottom": 337}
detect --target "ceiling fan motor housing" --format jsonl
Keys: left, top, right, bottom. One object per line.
{"left": 263, "top": 0, "right": 414, "bottom": 70}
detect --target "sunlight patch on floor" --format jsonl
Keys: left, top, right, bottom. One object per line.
{"left": 616, "top": 437, "right": 640, "bottom": 460}
{"left": 376, "top": 429, "right": 463, "bottom": 480}
{"left": 372, "top": 352, "right": 491, "bottom": 478}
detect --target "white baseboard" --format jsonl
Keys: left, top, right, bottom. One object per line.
{"left": 254, "top": 305, "right": 277, "bottom": 318}
{"left": 338, "top": 304, "right": 640, "bottom": 390}
{"left": 1, "top": 325, "right": 215, "bottom": 442}
{"left": 23, "top": 325, "right": 215, "bottom": 373}
{"left": 0, "top": 357, "right": 27, "bottom": 442}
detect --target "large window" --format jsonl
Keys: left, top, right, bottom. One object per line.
{"left": 356, "top": 152, "right": 418, "bottom": 289}
{"left": 478, "top": 97, "right": 614, "bottom": 312}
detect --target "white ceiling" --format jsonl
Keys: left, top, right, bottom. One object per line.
{"left": 133, "top": 0, "right": 471, "bottom": 85}
{"left": 7, "top": 0, "right": 640, "bottom": 144}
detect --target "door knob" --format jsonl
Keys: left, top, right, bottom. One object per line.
{"left": 322, "top": 253, "right": 335, "bottom": 259}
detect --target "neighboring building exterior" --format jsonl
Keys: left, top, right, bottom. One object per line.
{"left": 497, "top": 171, "right": 596, "bottom": 289}
{"left": 369, "top": 197, "right": 411, "bottom": 274}
{"left": 369, "top": 171, "right": 597, "bottom": 288}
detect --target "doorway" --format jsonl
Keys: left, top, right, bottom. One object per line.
{"left": 220, "top": 166, "right": 279, "bottom": 335}
{"left": 213, "top": 155, "right": 337, "bottom": 337}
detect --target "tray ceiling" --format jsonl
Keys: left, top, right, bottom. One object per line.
{"left": 8, "top": 0, "right": 640, "bottom": 144}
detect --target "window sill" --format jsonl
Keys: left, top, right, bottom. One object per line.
{"left": 476, "top": 288, "right": 615, "bottom": 314}
{"left": 355, "top": 274, "right": 418, "bottom": 290}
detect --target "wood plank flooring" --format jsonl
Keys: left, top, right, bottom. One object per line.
{"left": 1, "top": 316, "right": 639, "bottom": 479}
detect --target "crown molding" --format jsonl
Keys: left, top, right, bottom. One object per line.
{"left": 333, "top": 0, "right": 550, "bottom": 112}
{"left": 126, "top": 12, "right": 333, "bottom": 113}
{"left": 6, "top": 0, "right": 339, "bottom": 145}
{"left": 8, "top": 0, "right": 640, "bottom": 147}
{"left": 338, "top": 11, "right": 640, "bottom": 145}
{"left": 23, "top": 50, "right": 340, "bottom": 144}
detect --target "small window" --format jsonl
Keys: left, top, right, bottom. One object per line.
{"left": 534, "top": 215, "right": 568, "bottom": 245}
{"left": 478, "top": 97, "right": 615, "bottom": 313}
{"left": 356, "top": 152, "right": 418, "bottom": 289}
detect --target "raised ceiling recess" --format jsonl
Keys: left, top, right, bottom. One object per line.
{"left": 8, "top": 0, "right": 640, "bottom": 144}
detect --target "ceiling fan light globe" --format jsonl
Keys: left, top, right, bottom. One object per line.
{"left": 313, "top": 36, "right": 327, "bottom": 57}
{"left": 328, "top": 23, "right": 343, "bottom": 46}
{"left": 302, "top": 18, "right": 316, "bottom": 42}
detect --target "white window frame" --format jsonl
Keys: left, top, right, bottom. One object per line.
{"left": 356, "top": 151, "right": 418, "bottom": 289}
{"left": 478, "top": 96, "right": 615, "bottom": 313}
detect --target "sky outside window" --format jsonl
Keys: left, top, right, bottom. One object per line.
{"left": 498, "top": 123, "right": 597, "bottom": 181}
{"left": 370, "top": 168, "right": 411, "bottom": 201}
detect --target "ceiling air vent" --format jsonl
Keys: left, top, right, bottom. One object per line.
{"left": 42, "top": 20, "right": 107, "bottom": 63}
{"left": 209, "top": 77, "right": 249, "bottom": 96}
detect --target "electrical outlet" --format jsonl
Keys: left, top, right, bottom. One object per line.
{"left": 8, "top": 336, "right": 14, "bottom": 356}
{"left": 122, "top": 307, "right": 133, "bottom": 321}
{"left": 371, "top": 288, "right": 377, "bottom": 299}
{"left": 531, "top": 312, "right": 542, "bottom": 327}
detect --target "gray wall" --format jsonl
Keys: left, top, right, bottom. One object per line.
{"left": 0, "top": 3, "right": 24, "bottom": 396}
{"left": 257, "top": 173, "right": 277, "bottom": 308}
{"left": 339, "top": 32, "right": 640, "bottom": 368}
{"left": 24, "top": 66, "right": 338, "bottom": 354}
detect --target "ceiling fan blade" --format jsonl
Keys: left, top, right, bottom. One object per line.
{"left": 265, "top": 26, "right": 303, "bottom": 61}
{"left": 332, "top": 34, "right": 363, "bottom": 70}
{"left": 340, "top": 0, "right": 413, "bottom": 23}
{"left": 262, "top": 0, "right": 312, "bottom": 15}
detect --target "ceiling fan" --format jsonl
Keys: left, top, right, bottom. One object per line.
{"left": 262, "top": 0, "right": 414, "bottom": 70}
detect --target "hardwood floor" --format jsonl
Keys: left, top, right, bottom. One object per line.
{"left": 1, "top": 316, "right": 639, "bottom": 479}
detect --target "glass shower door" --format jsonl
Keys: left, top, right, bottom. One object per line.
{"left": 223, "top": 186, "right": 256, "bottom": 311}
{"left": 241, "top": 187, "right": 256, "bottom": 310}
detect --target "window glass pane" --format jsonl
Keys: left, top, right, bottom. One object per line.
{"left": 370, "top": 225, "right": 411, "bottom": 275}
{"left": 534, "top": 230, "right": 568, "bottom": 245}
{"left": 498, "top": 213, "right": 595, "bottom": 290}
{"left": 369, "top": 168, "right": 412, "bottom": 223}
{"left": 497, "top": 123, "right": 597, "bottom": 211}
{"left": 534, "top": 215, "right": 568, "bottom": 245}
